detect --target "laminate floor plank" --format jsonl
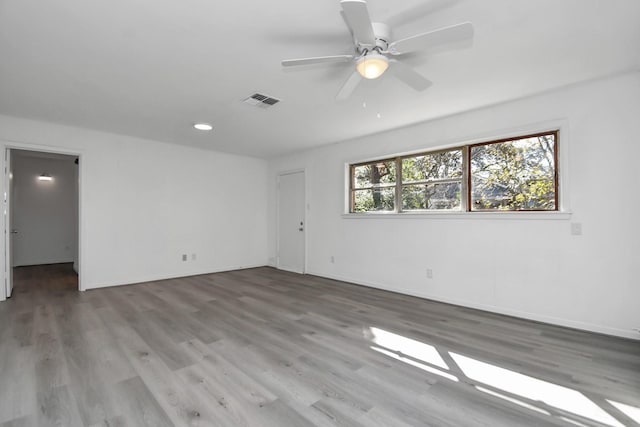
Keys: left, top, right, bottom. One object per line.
{"left": 35, "top": 384, "right": 84, "bottom": 427}
{"left": 110, "top": 376, "right": 174, "bottom": 427}
{"left": 0, "top": 344, "right": 36, "bottom": 424}
{"left": 107, "top": 323, "right": 229, "bottom": 427}
{"left": 0, "top": 415, "right": 38, "bottom": 427}
{"left": 1, "top": 264, "right": 638, "bottom": 427}
{"left": 101, "top": 288, "right": 198, "bottom": 371}
{"left": 141, "top": 281, "right": 202, "bottom": 313}
{"left": 356, "top": 406, "right": 420, "bottom": 427}
{"left": 180, "top": 338, "right": 279, "bottom": 407}
{"left": 162, "top": 278, "right": 218, "bottom": 309}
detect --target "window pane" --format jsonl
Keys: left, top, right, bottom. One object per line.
{"left": 402, "top": 150, "right": 462, "bottom": 183}
{"left": 470, "top": 134, "right": 556, "bottom": 211}
{"left": 353, "top": 161, "right": 396, "bottom": 189}
{"left": 353, "top": 188, "right": 395, "bottom": 212}
{"left": 402, "top": 182, "right": 462, "bottom": 211}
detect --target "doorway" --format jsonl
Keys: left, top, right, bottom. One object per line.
{"left": 4, "top": 148, "right": 80, "bottom": 298}
{"left": 277, "top": 170, "right": 306, "bottom": 274}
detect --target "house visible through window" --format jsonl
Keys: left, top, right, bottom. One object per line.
{"left": 349, "top": 131, "right": 558, "bottom": 213}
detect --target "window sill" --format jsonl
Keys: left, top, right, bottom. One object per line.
{"left": 342, "top": 211, "right": 572, "bottom": 220}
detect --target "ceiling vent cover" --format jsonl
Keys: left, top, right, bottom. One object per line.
{"left": 243, "top": 93, "right": 281, "bottom": 108}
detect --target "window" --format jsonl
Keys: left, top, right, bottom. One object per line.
{"left": 401, "top": 149, "right": 463, "bottom": 211}
{"left": 349, "top": 131, "right": 559, "bottom": 213}
{"left": 351, "top": 160, "right": 396, "bottom": 212}
{"left": 470, "top": 132, "right": 558, "bottom": 211}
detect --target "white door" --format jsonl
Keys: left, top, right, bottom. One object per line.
{"left": 4, "top": 148, "right": 13, "bottom": 297}
{"left": 277, "top": 171, "right": 305, "bottom": 274}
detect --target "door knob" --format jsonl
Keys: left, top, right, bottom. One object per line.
{"left": 298, "top": 227, "right": 304, "bottom": 232}
{"left": 10, "top": 229, "right": 18, "bottom": 234}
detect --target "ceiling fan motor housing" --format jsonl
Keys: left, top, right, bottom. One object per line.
{"left": 359, "top": 22, "right": 390, "bottom": 53}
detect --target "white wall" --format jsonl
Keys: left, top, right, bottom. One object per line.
{"left": 267, "top": 71, "right": 640, "bottom": 340}
{"left": 12, "top": 153, "right": 77, "bottom": 266}
{"left": 0, "top": 116, "right": 268, "bottom": 295}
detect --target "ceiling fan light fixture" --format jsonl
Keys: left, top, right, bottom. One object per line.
{"left": 356, "top": 52, "right": 389, "bottom": 79}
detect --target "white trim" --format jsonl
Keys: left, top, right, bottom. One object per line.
{"left": 0, "top": 141, "right": 84, "bottom": 294}
{"left": 1, "top": 148, "right": 8, "bottom": 302}
{"left": 307, "top": 270, "right": 640, "bottom": 341}
{"left": 342, "top": 212, "right": 572, "bottom": 220}
{"left": 276, "top": 265, "right": 305, "bottom": 275}
{"left": 84, "top": 264, "right": 267, "bottom": 290}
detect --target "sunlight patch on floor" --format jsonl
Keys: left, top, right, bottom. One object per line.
{"left": 369, "top": 326, "right": 448, "bottom": 370}
{"left": 366, "top": 326, "right": 631, "bottom": 427}
{"left": 475, "top": 386, "right": 550, "bottom": 416}
{"left": 370, "top": 345, "right": 459, "bottom": 382}
{"left": 450, "top": 352, "right": 624, "bottom": 427}
{"left": 607, "top": 400, "right": 640, "bottom": 424}
{"left": 558, "top": 416, "right": 591, "bottom": 427}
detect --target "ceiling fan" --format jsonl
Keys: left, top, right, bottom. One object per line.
{"left": 281, "top": 0, "right": 474, "bottom": 100}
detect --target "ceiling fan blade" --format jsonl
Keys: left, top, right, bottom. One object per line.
{"left": 340, "top": 10, "right": 354, "bottom": 38}
{"left": 282, "top": 55, "right": 354, "bottom": 67}
{"left": 388, "top": 60, "right": 432, "bottom": 91}
{"left": 340, "top": 0, "right": 376, "bottom": 46}
{"left": 388, "top": 22, "right": 473, "bottom": 55}
{"left": 336, "top": 71, "right": 362, "bottom": 100}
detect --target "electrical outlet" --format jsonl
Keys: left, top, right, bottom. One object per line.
{"left": 191, "top": 253, "right": 196, "bottom": 261}
{"left": 182, "top": 254, "right": 187, "bottom": 261}
{"left": 571, "top": 222, "right": 582, "bottom": 236}
{"left": 426, "top": 269, "right": 433, "bottom": 279}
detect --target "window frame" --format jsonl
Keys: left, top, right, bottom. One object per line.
{"left": 350, "top": 158, "right": 398, "bottom": 213}
{"left": 348, "top": 130, "right": 559, "bottom": 214}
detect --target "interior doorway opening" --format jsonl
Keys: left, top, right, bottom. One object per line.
{"left": 4, "top": 148, "right": 80, "bottom": 298}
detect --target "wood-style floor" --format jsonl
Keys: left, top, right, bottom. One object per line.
{"left": 0, "top": 264, "right": 639, "bottom": 427}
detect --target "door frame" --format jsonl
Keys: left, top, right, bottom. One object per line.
{"left": 4, "top": 148, "right": 12, "bottom": 298}
{"left": 1, "top": 141, "right": 84, "bottom": 301}
{"left": 276, "top": 169, "right": 307, "bottom": 274}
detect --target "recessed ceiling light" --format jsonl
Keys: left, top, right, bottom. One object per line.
{"left": 193, "top": 123, "right": 213, "bottom": 131}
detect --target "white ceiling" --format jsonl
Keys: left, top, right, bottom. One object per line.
{"left": 1, "top": 0, "right": 639, "bottom": 158}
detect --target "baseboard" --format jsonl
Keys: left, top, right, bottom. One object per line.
{"left": 277, "top": 266, "right": 304, "bottom": 274}
{"left": 307, "top": 270, "right": 640, "bottom": 341}
{"left": 85, "top": 263, "right": 268, "bottom": 290}
{"left": 14, "top": 260, "right": 74, "bottom": 267}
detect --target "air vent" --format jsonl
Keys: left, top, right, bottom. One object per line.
{"left": 243, "top": 93, "right": 281, "bottom": 108}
